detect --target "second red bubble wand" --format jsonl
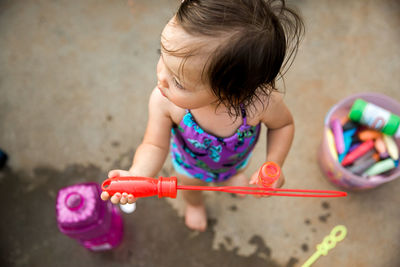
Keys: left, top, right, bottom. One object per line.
{"left": 101, "top": 162, "right": 347, "bottom": 199}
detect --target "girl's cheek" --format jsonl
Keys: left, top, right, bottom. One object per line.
{"left": 156, "top": 62, "right": 169, "bottom": 88}
{"left": 156, "top": 59, "right": 162, "bottom": 76}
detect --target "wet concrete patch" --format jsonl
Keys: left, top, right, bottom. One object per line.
{"left": 229, "top": 204, "right": 238, "bottom": 211}
{"left": 321, "top": 201, "right": 330, "bottom": 210}
{"left": 285, "top": 257, "right": 299, "bottom": 267}
{"left": 318, "top": 213, "right": 331, "bottom": 223}
{"left": 111, "top": 141, "right": 120, "bottom": 147}
{"left": 0, "top": 164, "right": 283, "bottom": 267}
{"left": 248, "top": 235, "right": 271, "bottom": 258}
{"left": 301, "top": 243, "right": 309, "bottom": 252}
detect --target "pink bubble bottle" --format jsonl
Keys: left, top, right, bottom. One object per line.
{"left": 56, "top": 182, "right": 123, "bottom": 251}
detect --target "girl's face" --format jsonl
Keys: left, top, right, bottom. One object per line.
{"left": 156, "top": 18, "right": 219, "bottom": 109}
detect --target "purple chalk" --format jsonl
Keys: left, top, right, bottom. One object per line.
{"left": 348, "top": 143, "right": 361, "bottom": 153}
{"left": 330, "top": 118, "right": 345, "bottom": 154}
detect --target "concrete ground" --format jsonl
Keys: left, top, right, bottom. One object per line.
{"left": 1, "top": 0, "right": 400, "bottom": 266}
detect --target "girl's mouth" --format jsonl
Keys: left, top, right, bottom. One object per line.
{"left": 158, "top": 86, "right": 167, "bottom": 97}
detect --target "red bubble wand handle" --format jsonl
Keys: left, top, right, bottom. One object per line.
{"left": 101, "top": 162, "right": 347, "bottom": 198}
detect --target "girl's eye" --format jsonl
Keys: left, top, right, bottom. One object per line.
{"left": 173, "top": 77, "right": 184, "bottom": 90}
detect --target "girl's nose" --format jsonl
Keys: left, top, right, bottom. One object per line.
{"left": 157, "top": 79, "right": 168, "bottom": 90}
{"left": 156, "top": 58, "right": 169, "bottom": 89}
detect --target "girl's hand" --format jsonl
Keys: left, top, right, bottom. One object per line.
{"left": 249, "top": 169, "right": 285, "bottom": 198}
{"left": 100, "top": 170, "right": 137, "bottom": 205}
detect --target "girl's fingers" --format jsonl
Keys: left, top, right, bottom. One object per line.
{"left": 120, "top": 171, "right": 132, "bottom": 177}
{"left": 100, "top": 191, "right": 110, "bottom": 201}
{"left": 127, "top": 194, "right": 136, "bottom": 204}
{"left": 111, "top": 192, "right": 122, "bottom": 204}
{"left": 120, "top": 197, "right": 128, "bottom": 205}
{"left": 254, "top": 193, "right": 262, "bottom": 199}
{"left": 249, "top": 170, "right": 260, "bottom": 185}
{"left": 249, "top": 179, "right": 257, "bottom": 185}
{"left": 105, "top": 191, "right": 136, "bottom": 205}
{"left": 108, "top": 170, "right": 121, "bottom": 178}
{"left": 120, "top": 193, "right": 128, "bottom": 204}
{"left": 104, "top": 169, "right": 134, "bottom": 204}
{"left": 271, "top": 175, "right": 285, "bottom": 189}
{"left": 108, "top": 169, "right": 132, "bottom": 178}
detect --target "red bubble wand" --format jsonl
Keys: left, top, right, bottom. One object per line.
{"left": 101, "top": 162, "right": 347, "bottom": 199}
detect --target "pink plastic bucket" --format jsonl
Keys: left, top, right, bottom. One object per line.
{"left": 318, "top": 92, "right": 400, "bottom": 190}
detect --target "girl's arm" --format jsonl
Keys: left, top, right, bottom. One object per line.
{"left": 101, "top": 88, "right": 173, "bottom": 203}
{"left": 262, "top": 93, "right": 294, "bottom": 167}
{"left": 250, "top": 92, "right": 294, "bottom": 187}
{"left": 128, "top": 88, "right": 173, "bottom": 177}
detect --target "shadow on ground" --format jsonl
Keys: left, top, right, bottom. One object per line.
{"left": 0, "top": 164, "right": 300, "bottom": 267}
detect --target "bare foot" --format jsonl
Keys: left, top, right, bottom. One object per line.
{"left": 185, "top": 204, "right": 207, "bottom": 232}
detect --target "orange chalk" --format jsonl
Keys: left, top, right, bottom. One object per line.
{"left": 372, "top": 153, "right": 380, "bottom": 161}
{"left": 374, "top": 138, "right": 387, "bottom": 155}
{"left": 358, "top": 129, "right": 382, "bottom": 141}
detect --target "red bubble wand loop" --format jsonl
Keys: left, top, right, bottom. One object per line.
{"left": 101, "top": 162, "right": 347, "bottom": 199}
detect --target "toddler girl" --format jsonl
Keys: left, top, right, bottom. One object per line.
{"left": 101, "top": 0, "right": 304, "bottom": 231}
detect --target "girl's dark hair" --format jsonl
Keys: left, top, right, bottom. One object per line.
{"left": 174, "top": 0, "right": 304, "bottom": 117}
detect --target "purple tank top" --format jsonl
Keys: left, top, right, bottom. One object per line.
{"left": 170, "top": 106, "right": 261, "bottom": 182}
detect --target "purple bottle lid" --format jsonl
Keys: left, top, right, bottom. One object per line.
{"left": 65, "top": 192, "right": 84, "bottom": 211}
{"left": 56, "top": 183, "right": 101, "bottom": 230}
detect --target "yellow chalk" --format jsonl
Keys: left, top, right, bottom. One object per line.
{"left": 326, "top": 128, "right": 338, "bottom": 161}
{"left": 383, "top": 134, "right": 399, "bottom": 160}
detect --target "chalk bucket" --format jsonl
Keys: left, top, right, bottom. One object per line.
{"left": 318, "top": 92, "right": 400, "bottom": 190}
{"left": 56, "top": 182, "right": 123, "bottom": 251}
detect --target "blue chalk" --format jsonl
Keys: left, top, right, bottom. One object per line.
{"left": 343, "top": 128, "right": 357, "bottom": 139}
{"left": 338, "top": 135, "right": 352, "bottom": 163}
